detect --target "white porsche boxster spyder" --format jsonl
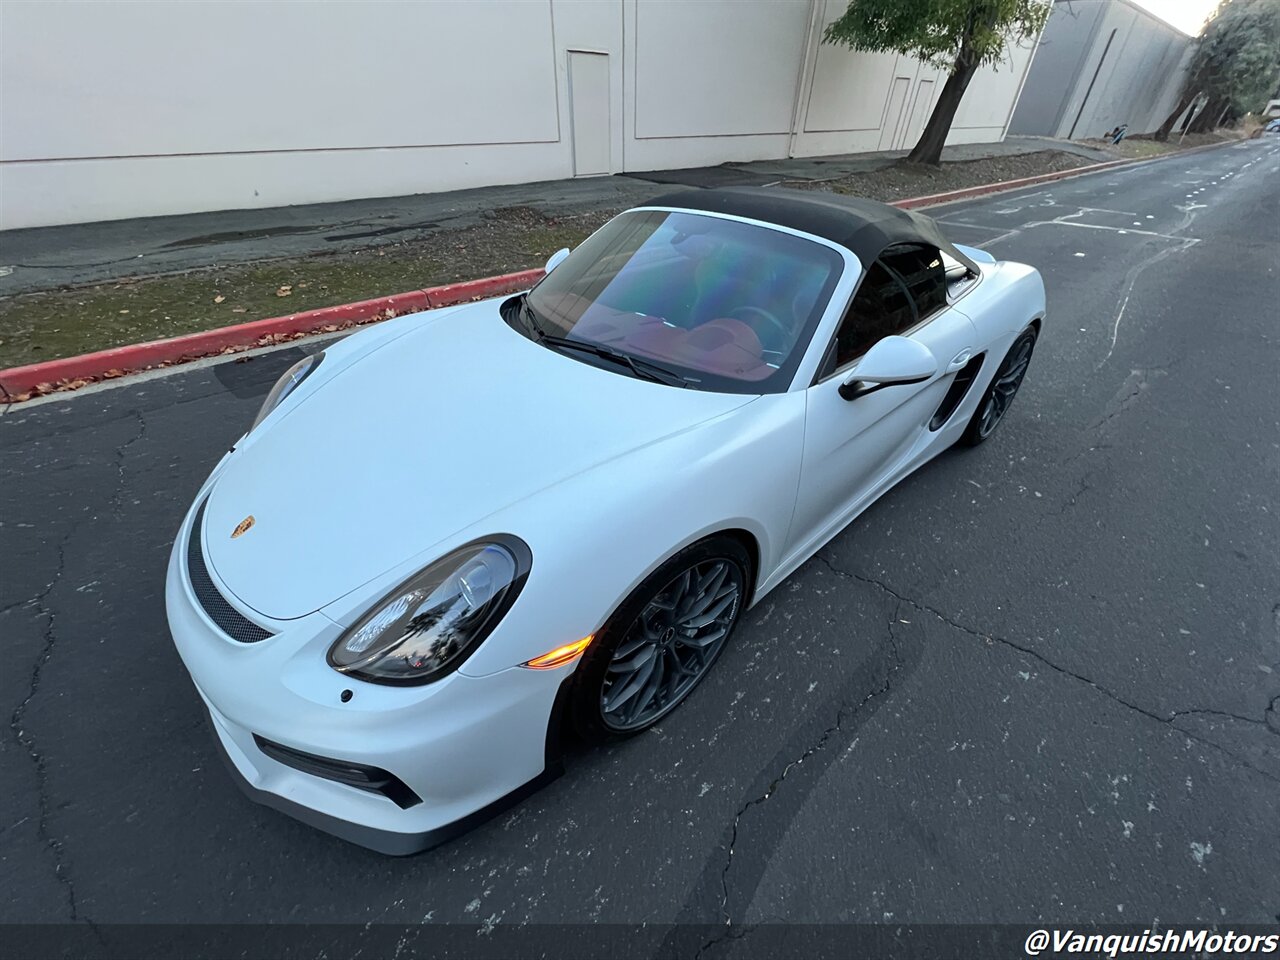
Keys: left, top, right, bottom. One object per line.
{"left": 166, "top": 187, "right": 1045, "bottom": 854}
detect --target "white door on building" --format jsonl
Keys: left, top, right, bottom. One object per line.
{"left": 568, "top": 51, "right": 611, "bottom": 177}
{"left": 902, "top": 78, "right": 936, "bottom": 147}
{"left": 878, "top": 76, "right": 911, "bottom": 150}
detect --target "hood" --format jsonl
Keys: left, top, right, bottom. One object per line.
{"left": 203, "top": 302, "right": 754, "bottom": 620}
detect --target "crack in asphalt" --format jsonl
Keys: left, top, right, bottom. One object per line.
{"left": 6, "top": 253, "right": 157, "bottom": 271}
{"left": 694, "top": 921, "right": 760, "bottom": 960}
{"left": 1, "top": 596, "right": 39, "bottom": 616}
{"left": 1097, "top": 204, "right": 1200, "bottom": 369}
{"left": 1169, "top": 707, "right": 1276, "bottom": 730}
{"left": 1092, "top": 380, "right": 1145, "bottom": 432}
{"left": 9, "top": 552, "right": 80, "bottom": 920}
{"left": 1060, "top": 441, "right": 1112, "bottom": 469}
{"left": 813, "top": 555, "right": 1280, "bottom": 784}
{"left": 1087, "top": 367, "right": 1169, "bottom": 437}
{"left": 1048, "top": 368, "right": 1168, "bottom": 518}
{"left": 6, "top": 407, "right": 147, "bottom": 922}
{"left": 107, "top": 410, "right": 148, "bottom": 516}
{"left": 1048, "top": 467, "right": 1100, "bottom": 518}
{"left": 705, "top": 598, "right": 906, "bottom": 946}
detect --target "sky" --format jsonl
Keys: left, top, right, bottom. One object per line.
{"left": 1127, "top": 0, "right": 1221, "bottom": 35}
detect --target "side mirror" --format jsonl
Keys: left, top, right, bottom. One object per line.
{"left": 839, "top": 336, "right": 937, "bottom": 401}
{"left": 544, "top": 247, "right": 571, "bottom": 275}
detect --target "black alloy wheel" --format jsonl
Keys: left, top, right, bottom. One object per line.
{"left": 571, "top": 537, "right": 750, "bottom": 741}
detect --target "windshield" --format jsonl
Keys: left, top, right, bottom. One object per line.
{"left": 521, "top": 210, "right": 844, "bottom": 393}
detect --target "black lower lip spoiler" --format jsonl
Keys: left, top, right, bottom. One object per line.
{"left": 204, "top": 708, "right": 562, "bottom": 856}
{"left": 196, "top": 671, "right": 574, "bottom": 856}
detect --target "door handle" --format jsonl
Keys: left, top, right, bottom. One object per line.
{"left": 947, "top": 349, "right": 973, "bottom": 373}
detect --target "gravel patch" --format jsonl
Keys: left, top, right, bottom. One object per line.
{"left": 791, "top": 150, "right": 1093, "bottom": 202}
{"left": 1089, "top": 130, "right": 1241, "bottom": 160}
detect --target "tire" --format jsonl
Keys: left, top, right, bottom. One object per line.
{"left": 960, "top": 326, "right": 1038, "bottom": 447}
{"left": 570, "top": 536, "right": 751, "bottom": 743}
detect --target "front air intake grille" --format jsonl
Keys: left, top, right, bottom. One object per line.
{"left": 186, "top": 499, "right": 273, "bottom": 644}
{"left": 254, "top": 735, "right": 423, "bottom": 809}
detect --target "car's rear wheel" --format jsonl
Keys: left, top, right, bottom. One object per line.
{"left": 571, "top": 537, "right": 750, "bottom": 742}
{"left": 960, "top": 326, "right": 1038, "bottom": 447}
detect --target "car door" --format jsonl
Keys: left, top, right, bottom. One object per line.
{"left": 787, "top": 244, "right": 978, "bottom": 552}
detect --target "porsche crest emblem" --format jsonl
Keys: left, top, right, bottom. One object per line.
{"left": 230, "top": 515, "right": 256, "bottom": 539}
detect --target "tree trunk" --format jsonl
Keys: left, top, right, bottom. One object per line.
{"left": 1153, "top": 92, "right": 1196, "bottom": 141}
{"left": 1179, "top": 99, "right": 1201, "bottom": 134}
{"left": 1189, "top": 95, "right": 1225, "bottom": 133}
{"left": 905, "top": 57, "right": 979, "bottom": 166}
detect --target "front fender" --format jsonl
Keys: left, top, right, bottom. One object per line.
{"left": 451, "top": 390, "right": 806, "bottom": 677}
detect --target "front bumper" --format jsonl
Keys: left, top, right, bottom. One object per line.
{"left": 201, "top": 700, "right": 562, "bottom": 856}
{"left": 165, "top": 495, "right": 570, "bottom": 855}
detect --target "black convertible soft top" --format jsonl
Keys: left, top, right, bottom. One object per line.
{"left": 642, "top": 186, "right": 979, "bottom": 275}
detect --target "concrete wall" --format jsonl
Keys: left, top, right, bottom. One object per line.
{"left": 1009, "top": 0, "right": 1193, "bottom": 140}
{"left": 1, "top": 0, "right": 1037, "bottom": 229}
{"left": 793, "top": 0, "right": 1037, "bottom": 158}
{"left": 1, "top": 0, "right": 587, "bottom": 229}
{"left": 623, "top": 0, "right": 809, "bottom": 171}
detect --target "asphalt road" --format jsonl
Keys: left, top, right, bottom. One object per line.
{"left": 2, "top": 139, "right": 1278, "bottom": 955}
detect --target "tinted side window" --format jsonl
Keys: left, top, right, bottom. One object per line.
{"left": 881, "top": 244, "right": 948, "bottom": 319}
{"left": 828, "top": 261, "right": 915, "bottom": 373}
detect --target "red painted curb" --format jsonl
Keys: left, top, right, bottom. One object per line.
{"left": 0, "top": 268, "right": 544, "bottom": 402}
{"left": 0, "top": 137, "right": 1242, "bottom": 404}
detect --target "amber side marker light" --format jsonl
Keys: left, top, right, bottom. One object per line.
{"left": 523, "top": 636, "right": 594, "bottom": 670}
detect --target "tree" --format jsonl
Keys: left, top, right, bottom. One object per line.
{"left": 823, "top": 0, "right": 1050, "bottom": 165}
{"left": 1154, "top": 0, "right": 1280, "bottom": 140}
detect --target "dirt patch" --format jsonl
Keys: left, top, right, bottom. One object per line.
{"left": 0, "top": 206, "right": 615, "bottom": 369}
{"left": 791, "top": 150, "right": 1094, "bottom": 202}
{"left": 1088, "top": 130, "right": 1242, "bottom": 161}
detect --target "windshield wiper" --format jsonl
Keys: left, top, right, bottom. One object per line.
{"left": 518, "top": 295, "right": 548, "bottom": 341}
{"left": 540, "top": 335, "right": 691, "bottom": 388}
{"left": 519, "top": 296, "right": 689, "bottom": 388}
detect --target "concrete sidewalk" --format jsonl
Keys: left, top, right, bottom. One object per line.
{"left": 0, "top": 137, "right": 1114, "bottom": 298}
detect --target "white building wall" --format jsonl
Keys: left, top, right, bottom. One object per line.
{"left": 793, "top": 0, "right": 1037, "bottom": 158}
{"left": 622, "top": 0, "right": 810, "bottom": 170}
{"left": 950, "top": 38, "right": 1039, "bottom": 140}
{"left": 1009, "top": 0, "right": 1193, "bottom": 140}
{"left": 1060, "top": 0, "right": 1193, "bottom": 138}
{"left": 0, "top": 0, "right": 1037, "bottom": 230}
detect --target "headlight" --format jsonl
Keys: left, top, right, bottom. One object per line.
{"left": 250, "top": 351, "right": 324, "bottom": 432}
{"left": 327, "top": 537, "right": 532, "bottom": 685}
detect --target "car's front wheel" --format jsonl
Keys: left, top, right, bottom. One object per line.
{"left": 571, "top": 536, "right": 750, "bottom": 742}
